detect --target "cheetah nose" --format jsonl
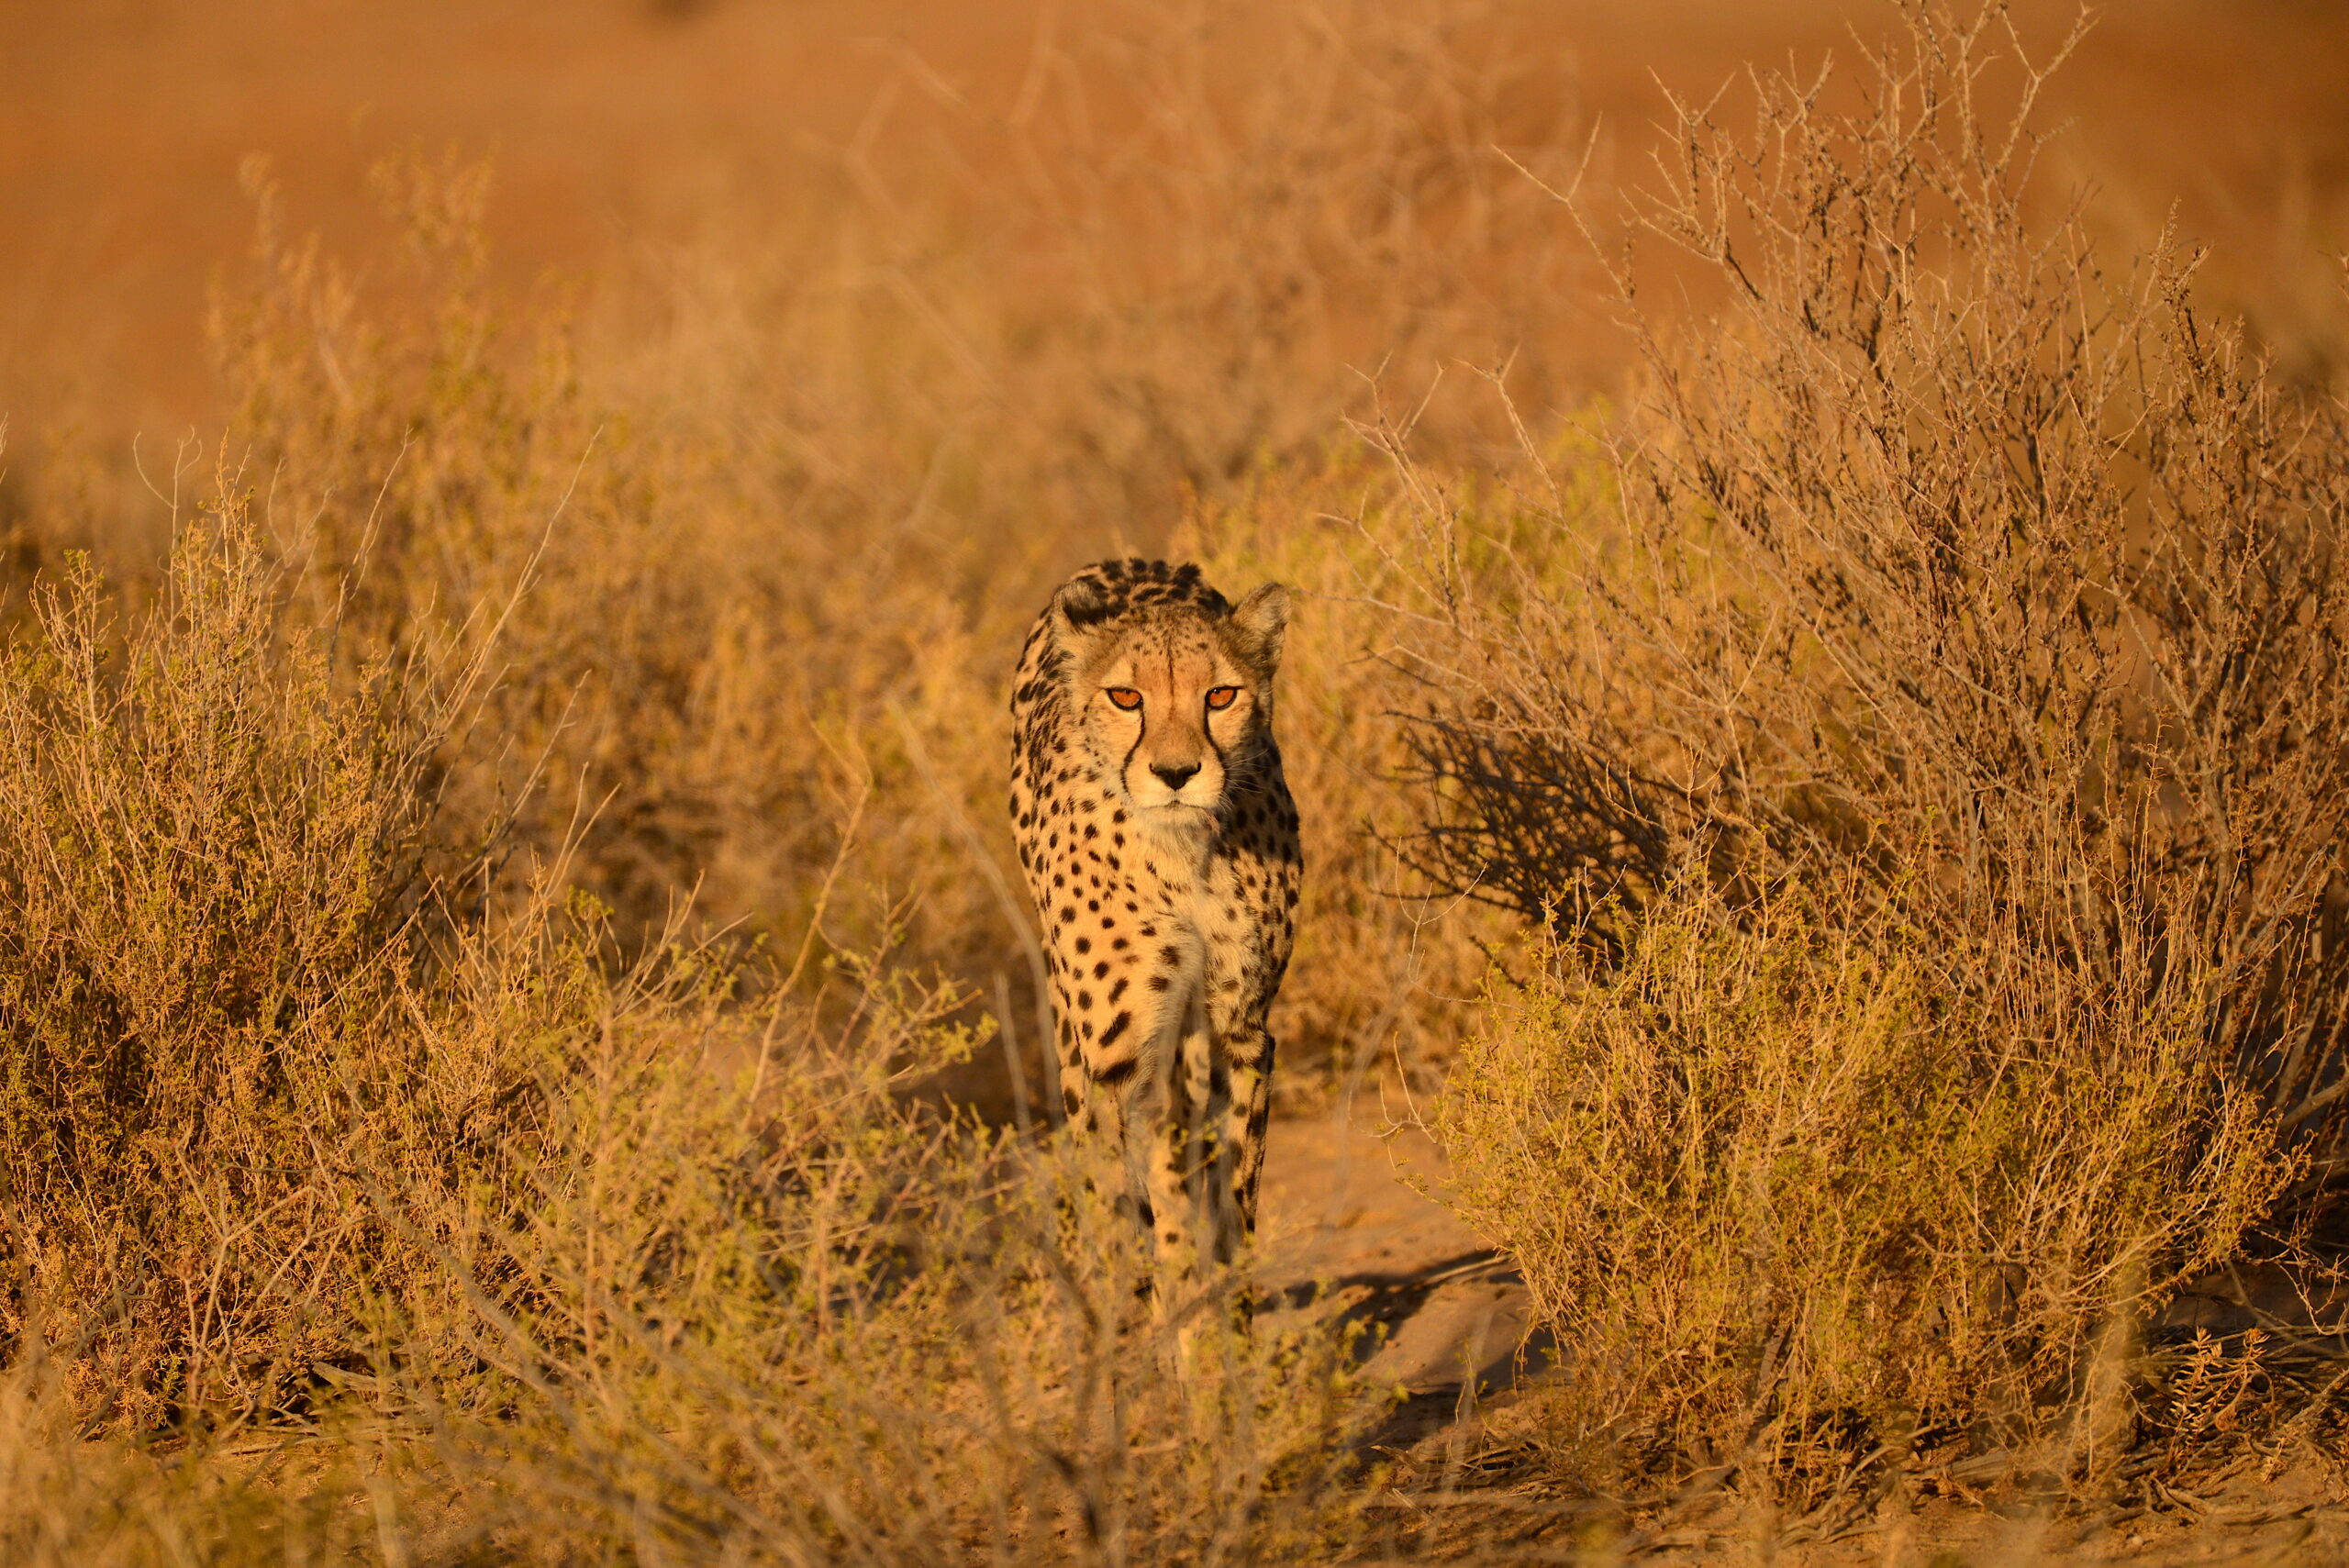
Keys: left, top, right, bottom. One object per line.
{"left": 1151, "top": 761, "right": 1201, "bottom": 791}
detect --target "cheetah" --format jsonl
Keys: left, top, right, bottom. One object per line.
{"left": 1008, "top": 558, "right": 1302, "bottom": 1309}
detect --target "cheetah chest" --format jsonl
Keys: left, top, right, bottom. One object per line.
{"left": 1042, "top": 798, "right": 1279, "bottom": 1076}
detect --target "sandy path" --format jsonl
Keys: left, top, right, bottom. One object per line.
{"left": 1247, "top": 1113, "right": 2349, "bottom": 1564}
{"left": 1254, "top": 1112, "right": 1548, "bottom": 1458}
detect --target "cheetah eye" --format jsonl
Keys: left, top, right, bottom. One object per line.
{"left": 1105, "top": 687, "right": 1143, "bottom": 711}
{"left": 1205, "top": 686, "right": 1240, "bottom": 711}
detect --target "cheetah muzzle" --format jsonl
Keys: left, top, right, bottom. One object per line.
{"left": 1008, "top": 558, "right": 1303, "bottom": 1319}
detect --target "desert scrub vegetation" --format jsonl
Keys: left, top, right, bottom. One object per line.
{"left": 1401, "top": 3, "right": 2349, "bottom": 1497}
{"left": 161, "top": 0, "right": 1545, "bottom": 1099}
{"left": 6, "top": 0, "right": 2348, "bottom": 1553}
{"left": 0, "top": 500, "right": 468, "bottom": 1429}
{"left": 0, "top": 497, "right": 1384, "bottom": 1562}
{"left": 1442, "top": 879, "right": 2287, "bottom": 1496}
{"left": 0, "top": 2, "right": 1536, "bottom": 1551}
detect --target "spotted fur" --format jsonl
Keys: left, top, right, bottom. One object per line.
{"left": 1009, "top": 558, "right": 1302, "bottom": 1299}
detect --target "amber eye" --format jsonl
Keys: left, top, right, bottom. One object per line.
{"left": 1105, "top": 687, "right": 1143, "bottom": 711}
{"left": 1205, "top": 686, "right": 1240, "bottom": 711}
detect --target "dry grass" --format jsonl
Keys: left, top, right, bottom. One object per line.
{"left": 5, "top": 0, "right": 2349, "bottom": 1556}
{"left": 0, "top": 504, "right": 1386, "bottom": 1564}
{"left": 1442, "top": 873, "right": 2288, "bottom": 1502}
{"left": 1386, "top": 0, "right": 2349, "bottom": 1505}
{"left": 0, "top": 498, "right": 465, "bottom": 1431}
{"left": 1, "top": 4, "right": 1522, "bottom": 1555}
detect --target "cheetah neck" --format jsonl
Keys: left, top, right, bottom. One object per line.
{"left": 1126, "top": 798, "right": 1220, "bottom": 876}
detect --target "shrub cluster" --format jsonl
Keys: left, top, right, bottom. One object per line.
{"left": 1442, "top": 876, "right": 2286, "bottom": 1494}
{"left": 0, "top": 504, "right": 1378, "bottom": 1562}
{"left": 1401, "top": 6, "right": 2345, "bottom": 1488}
{"left": 0, "top": 507, "right": 461, "bottom": 1428}
{"left": 2, "top": 0, "right": 2343, "bottom": 1547}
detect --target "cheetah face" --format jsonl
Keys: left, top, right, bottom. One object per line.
{"left": 1056, "top": 580, "right": 1289, "bottom": 820}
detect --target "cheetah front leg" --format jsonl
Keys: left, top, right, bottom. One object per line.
{"left": 1186, "top": 1017, "right": 1248, "bottom": 1273}
{"left": 1055, "top": 901, "right": 1239, "bottom": 1349}
{"left": 1122, "top": 988, "right": 1224, "bottom": 1299}
{"left": 1120, "top": 987, "right": 1249, "bottom": 1380}
{"left": 1123, "top": 993, "right": 1275, "bottom": 1344}
{"left": 1219, "top": 1022, "right": 1275, "bottom": 1250}
{"left": 1054, "top": 927, "right": 1201, "bottom": 1305}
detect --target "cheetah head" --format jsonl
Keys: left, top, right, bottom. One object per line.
{"left": 1050, "top": 567, "right": 1289, "bottom": 822}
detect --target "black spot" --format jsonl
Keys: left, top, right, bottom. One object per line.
{"left": 1093, "top": 961, "right": 1110, "bottom": 980}
{"left": 1074, "top": 937, "right": 1091, "bottom": 954}
{"left": 1077, "top": 990, "right": 1095, "bottom": 1010}
{"left": 1098, "top": 1011, "right": 1133, "bottom": 1049}
{"left": 1097, "top": 1055, "right": 1140, "bottom": 1087}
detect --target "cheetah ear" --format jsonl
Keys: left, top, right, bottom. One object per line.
{"left": 1228, "top": 582, "right": 1290, "bottom": 672}
{"left": 1052, "top": 577, "right": 1114, "bottom": 639}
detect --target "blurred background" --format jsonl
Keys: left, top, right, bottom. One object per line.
{"left": 6, "top": 0, "right": 2346, "bottom": 444}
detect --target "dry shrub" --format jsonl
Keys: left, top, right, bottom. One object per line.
{"left": 954, "top": 0, "right": 1581, "bottom": 502}
{"left": 0, "top": 506, "right": 1382, "bottom": 1561}
{"left": 615, "top": 0, "right": 1584, "bottom": 539}
{"left": 0, "top": 1358, "right": 372, "bottom": 1568}
{"left": 1390, "top": 0, "right": 2343, "bottom": 1489}
{"left": 209, "top": 148, "right": 881, "bottom": 959}
{"left": 1405, "top": 6, "right": 2349, "bottom": 1128}
{"left": 362, "top": 1007, "right": 1378, "bottom": 1566}
{"left": 155, "top": 1, "right": 1553, "bottom": 1093}
{"left": 1442, "top": 873, "right": 2287, "bottom": 1496}
{"left": 0, "top": 493, "right": 470, "bottom": 1429}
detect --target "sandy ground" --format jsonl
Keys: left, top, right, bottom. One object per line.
{"left": 1258, "top": 1111, "right": 1541, "bottom": 1423}
{"left": 1252, "top": 1110, "right": 2349, "bottom": 1566}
